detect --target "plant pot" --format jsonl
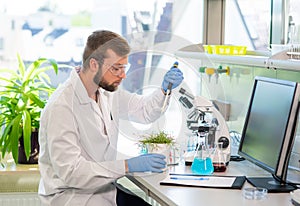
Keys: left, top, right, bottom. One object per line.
{"left": 145, "top": 143, "right": 179, "bottom": 165}
{"left": 18, "top": 131, "right": 39, "bottom": 164}
{"left": 146, "top": 143, "right": 171, "bottom": 158}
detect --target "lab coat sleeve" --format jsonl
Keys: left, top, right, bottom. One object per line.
{"left": 118, "top": 88, "right": 169, "bottom": 123}
{"left": 43, "top": 103, "right": 125, "bottom": 191}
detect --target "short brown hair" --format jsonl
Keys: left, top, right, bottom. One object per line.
{"left": 82, "top": 30, "right": 130, "bottom": 68}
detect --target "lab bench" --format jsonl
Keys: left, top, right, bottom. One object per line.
{"left": 1, "top": 159, "right": 299, "bottom": 206}
{"left": 125, "top": 160, "right": 300, "bottom": 206}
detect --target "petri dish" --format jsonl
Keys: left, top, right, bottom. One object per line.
{"left": 243, "top": 187, "right": 268, "bottom": 200}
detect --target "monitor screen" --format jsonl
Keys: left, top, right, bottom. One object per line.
{"left": 238, "top": 76, "right": 300, "bottom": 192}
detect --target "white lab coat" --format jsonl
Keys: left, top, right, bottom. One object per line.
{"left": 38, "top": 69, "right": 169, "bottom": 206}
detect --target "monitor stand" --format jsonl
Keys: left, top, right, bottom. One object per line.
{"left": 246, "top": 177, "right": 296, "bottom": 193}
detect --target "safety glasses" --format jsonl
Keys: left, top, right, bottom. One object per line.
{"left": 105, "top": 63, "right": 131, "bottom": 76}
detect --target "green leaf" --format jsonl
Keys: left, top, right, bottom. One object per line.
{"left": 139, "top": 131, "right": 174, "bottom": 144}
{"left": 0, "top": 96, "right": 11, "bottom": 103}
{"left": 24, "top": 59, "right": 44, "bottom": 81}
{"left": 0, "top": 76, "right": 21, "bottom": 88}
{"left": 27, "top": 92, "right": 45, "bottom": 108}
{"left": 10, "top": 114, "right": 22, "bottom": 163}
{"left": 0, "top": 121, "right": 13, "bottom": 158}
{"left": 26, "top": 58, "right": 58, "bottom": 80}
{"left": 22, "top": 110, "right": 32, "bottom": 160}
{"left": 38, "top": 72, "right": 52, "bottom": 86}
{"left": 17, "top": 53, "right": 26, "bottom": 77}
{"left": 48, "top": 58, "right": 58, "bottom": 74}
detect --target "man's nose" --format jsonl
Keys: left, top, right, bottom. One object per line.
{"left": 119, "top": 70, "right": 126, "bottom": 79}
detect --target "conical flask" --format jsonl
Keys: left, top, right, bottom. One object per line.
{"left": 191, "top": 142, "right": 214, "bottom": 175}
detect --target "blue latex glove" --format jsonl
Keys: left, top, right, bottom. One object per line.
{"left": 161, "top": 62, "right": 184, "bottom": 92}
{"left": 127, "top": 153, "right": 166, "bottom": 173}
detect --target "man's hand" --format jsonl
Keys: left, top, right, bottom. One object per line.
{"left": 127, "top": 153, "right": 166, "bottom": 173}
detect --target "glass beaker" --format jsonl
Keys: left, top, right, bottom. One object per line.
{"left": 168, "top": 143, "right": 181, "bottom": 165}
{"left": 213, "top": 142, "right": 227, "bottom": 172}
{"left": 191, "top": 143, "right": 214, "bottom": 175}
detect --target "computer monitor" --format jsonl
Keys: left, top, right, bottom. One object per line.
{"left": 238, "top": 76, "right": 300, "bottom": 193}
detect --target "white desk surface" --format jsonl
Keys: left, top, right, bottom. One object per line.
{"left": 127, "top": 160, "right": 299, "bottom": 206}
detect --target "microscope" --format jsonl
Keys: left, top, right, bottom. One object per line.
{"left": 178, "top": 88, "right": 231, "bottom": 165}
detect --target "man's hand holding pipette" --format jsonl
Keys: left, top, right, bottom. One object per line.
{"left": 161, "top": 62, "right": 183, "bottom": 93}
{"left": 161, "top": 62, "right": 184, "bottom": 111}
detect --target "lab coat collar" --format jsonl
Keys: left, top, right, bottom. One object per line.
{"left": 99, "top": 87, "right": 113, "bottom": 98}
{"left": 70, "top": 69, "right": 116, "bottom": 105}
{"left": 69, "top": 69, "right": 94, "bottom": 105}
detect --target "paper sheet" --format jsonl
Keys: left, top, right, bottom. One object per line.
{"left": 160, "top": 175, "right": 236, "bottom": 188}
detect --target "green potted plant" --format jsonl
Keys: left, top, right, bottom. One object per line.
{"left": 139, "top": 131, "right": 174, "bottom": 146}
{"left": 0, "top": 54, "right": 58, "bottom": 164}
{"left": 139, "top": 131, "right": 175, "bottom": 161}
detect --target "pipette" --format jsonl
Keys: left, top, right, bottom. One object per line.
{"left": 161, "top": 62, "right": 179, "bottom": 112}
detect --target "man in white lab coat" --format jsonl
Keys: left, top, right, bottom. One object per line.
{"left": 38, "top": 30, "right": 184, "bottom": 206}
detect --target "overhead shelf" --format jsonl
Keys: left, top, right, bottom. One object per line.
{"left": 175, "top": 50, "right": 300, "bottom": 72}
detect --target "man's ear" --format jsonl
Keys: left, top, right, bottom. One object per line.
{"left": 89, "top": 58, "right": 99, "bottom": 72}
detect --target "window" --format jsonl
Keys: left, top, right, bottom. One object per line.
{"left": 287, "top": 0, "right": 300, "bottom": 44}
{"left": 225, "top": 0, "right": 271, "bottom": 50}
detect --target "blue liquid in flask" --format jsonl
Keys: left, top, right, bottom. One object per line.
{"left": 191, "top": 157, "right": 214, "bottom": 175}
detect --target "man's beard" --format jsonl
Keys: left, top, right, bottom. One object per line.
{"left": 99, "top": 79, "right": 117, "bottom": 92}
{"left": 93, "top": 70, "right": 117, "bottom": 92}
